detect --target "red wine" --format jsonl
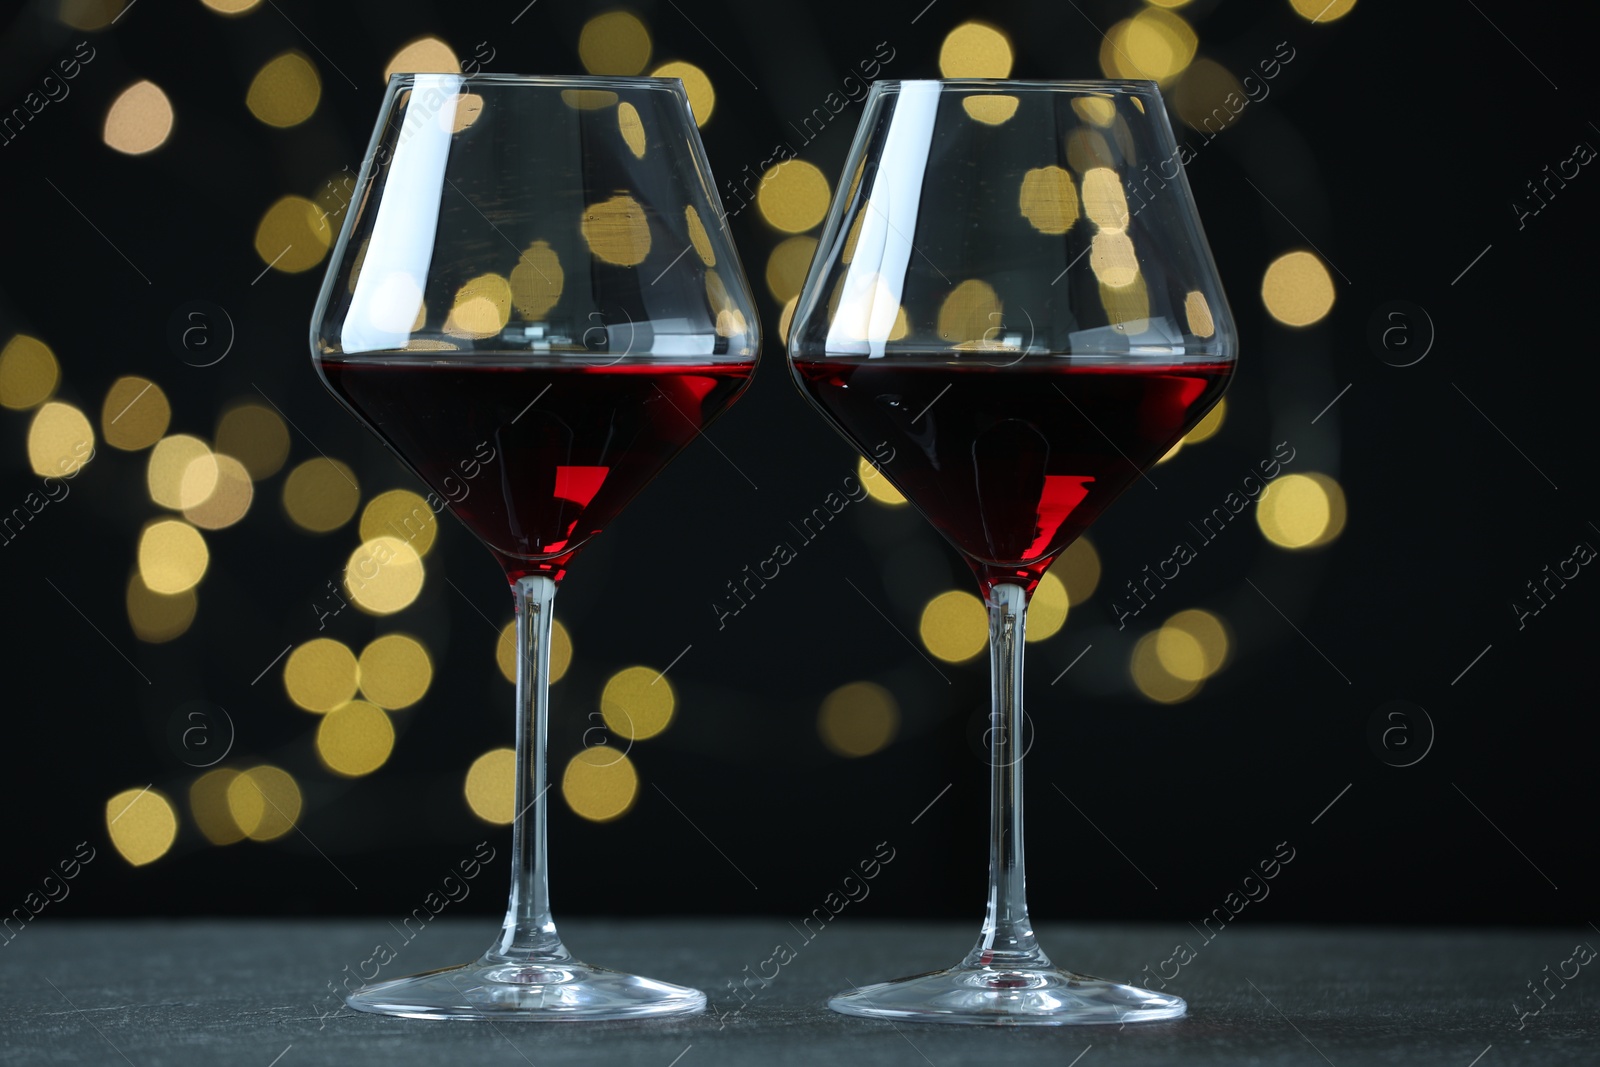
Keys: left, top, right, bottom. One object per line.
{"left": 319, "top": 357, "right": 753, "bottom": 582}
{"left": 792, "top": 358, "right": 1231, "bottom": 597}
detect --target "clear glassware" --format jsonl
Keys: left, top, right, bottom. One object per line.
{"left": 309, "top": 74, "right": 759, "bottom": 1020}
{"left": 788, "top": 79, "right": 1237, "bottom": 1024}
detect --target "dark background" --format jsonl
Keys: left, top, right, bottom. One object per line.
{"left": 1, "top": 0, "right": 1594, "bottom": 933}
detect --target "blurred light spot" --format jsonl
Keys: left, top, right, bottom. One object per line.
{"left": 1131, "top": 631, "right": 1201, "bottom": 703}
{"left": 0, "top": 335, "right": 58, "bottom": 410}
{"left": 839, "top": 204, "right": 868, "bottom": 265}
{"left": 105, "top": 788, "right": 177, "bottom": 866}
{"left": 384, "top": 36, "right": 457, "bottom": 83}
{"left": 283, "top": 457, "right": 359, "bottom": 532}
{"left": 778, "top": 295, "right": 798, "bottom": 345}
{"left": 940, "top": 21, "right": 1012, "bottom": 77}
{"left": 1054, "top": 536, "right": 1100, "bottom": 604}
{"left": 562, "top": 747, "right": 638, "bottom": 822}
{"left": 818, "top": 681, "right": 899, "bottom": 757}
{"left": 936, "top": 278, "right": 1001, "bottom": 345}
{"left": 189, "top": 769, "right": 244, "bottom": 845}
{"left": 215, "top": 404, "right": 289, "bottom": 480}
{"left": 138, "top": 519, "right": 207, "bottom": 594}
{"left": 184, "top": 454, "right": 253, "bottom": 530}
{"left": 1155, "top": 438, "right": 1184, "bottom": 466}
{"left": 1147, "top": 0, "right": 1192, "bottom": 6}
{"left": 27, "top": 401, "right": 94, "bottom": 477}
{"left": 345, "top": 536, "right": 425, "bottom": 614}
{"left": 1101, "top": 274, "right": 1150, "bottom": 333}
{"left": 255, "top": 195, "right": 332, "bottom": 273}
{"left": 227, "top": 765, "right": 301, "bottom": 841}
{"left": 581, "top": 194, "right": 652, "bottom": 266}
{"left": 579, "top": 11, "right": 651, "bottom": 75}
{"left": 317, "top": 700, "right": 395, "bottom": 777}
{"left": 756, "top": 160, "right": 829, "bottom": 234}
{"left": 1081, "top": 168, "right": 1130, "bottom": 231}
{"left": 358, "top": 634, "right": 432, "bottom": 710}
{"left": 1184, "top": 290, "right": 1216, "bottom": 338}
{"left": 963, "top": 96, "right": 1020, "bottom": 125}
{"left": 765, "top": 236, "right": 817, "bottom": 302}
{"left": 148, "top": 435, "right": 213, "bottom": 509}
{"left": 284, "top": 637, "right": 359, "bottom": 713}
{"left": 651, "top": 60, "right": 714, "bottom": 125}
{"left": 202, "top": 0, "right": 261, "bottom": 12}
{"left": 1174, "top": 58, "right": 1246, "bottom": 134}
{"left": 1026, "top": 572, "right": 1069, "bottom": 643}
{"left": 616, "top": 101, "right": 647, "bottom": 158}
{"left": 1257, "top": 472, "right": 1347, "bottom": 549}
{"left": 101, "top": 376, "right": 170, "bottom": 451}
{"left": 920, "top": 590, "right": 988, "bottom": 663}
{"left": 247, "top": 51, "right": 320, "bottom": 128}
{"left": 510, "top": 241, "right": 565, "bottom": 319}
{"left": 1090, "top": 231, "right": 1139, "bottom": 288}
{"left": 1018, "top": 166, "right": 1080, "bottom": 235}
{"left": 683, "top": 206, "right": 717, "bottom": 268}
{"left": 1071, "top": 96, "right": 1118, "bottom": 127}
{"left": 465, "top": 748, "right": 515, "bottom": 824}
{"left": 58, "top": 0, "right": 124, "bottom": 29}
{"left": 561, "top": 89, "right": 618, "bottom": 110}
{"left": 857, "top": 455, "right": 906, "bottom": 506}
{"left": 1160, "top": 608, "right": 1229, "bottom": 680}
{"left": 1291, "top": 0, "right": 1356, "bottom": 22}
{"left": 440, "top": 92, "right": 484, "bottom": 134}
{"left": 126, "top": 573, "right": 196, "bottom": 643}
{"left": 1065, "top": 128, "right": 1115, "bottom": 175}
{"left": 360, "top": 489, "right": 437, "bottom": 557}
{"left": 1102, "top": 8, "right": 1197, "bottom": 83}
{"left": 1262, "top": 251, "right": 1335, "bottom": 326}
{"left": 600, "top": 666, "right": 675, "bottom": 741}
{"left": 445, "top": 272, "right": 513, "bottom": 338}
{"left": 1185, "top": 397, "right": 1226, "bottom": 443}
{"left": 496, "top": 618, "right": 572, "bottom": 684}
{"left": 104, "top": 81, "right": 173, "bottom": 154}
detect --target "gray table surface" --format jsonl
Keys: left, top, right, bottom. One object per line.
{"left": 2, "top": 918, "right": 1595, "bottom": 1065}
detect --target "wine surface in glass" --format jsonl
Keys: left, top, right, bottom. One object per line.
{"left": 321, "top": 356, "right": 752, "bottom": 580}
{"left": 792, "top": 357, "right": 1230, "bottom": 594}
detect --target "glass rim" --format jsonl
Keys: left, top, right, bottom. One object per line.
{"left": 871, "top": 78, "right": 1158, "bottom": 94}
{"left": 384, "top": 71, "right": 688, "bottom": 93}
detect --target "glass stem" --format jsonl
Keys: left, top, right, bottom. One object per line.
{"left": 962, "top": 581, "right": 1051, "bottom": 971}
{"left": 486, "top": 574, "right": 570, "bottom": 963}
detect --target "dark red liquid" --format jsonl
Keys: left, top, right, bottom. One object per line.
{"left": 792, "top": 358, "right": 1231, "bottom": 597}
{"left": 320, "top": 358, "right": 753, "bottom": 582}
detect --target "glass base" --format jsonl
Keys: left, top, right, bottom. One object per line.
{"left": 829, "top": 964, "right": 1186, "bottom": 1026}
{"left": 345, "top": 957, "right": 707, "bottom": 1021}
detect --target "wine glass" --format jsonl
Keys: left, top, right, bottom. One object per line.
{"left": 788, "top": 79, "right": 1236, "bottom": 1024}
{"left": 309, "top": 74, "right": 759, "bottom": 1020}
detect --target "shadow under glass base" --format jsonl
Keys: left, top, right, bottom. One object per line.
{"left": 344, "top": 957, "right": 707, "bottom": 1021}
{"left": 829, "top": 964, "right": 1186, "bottom": 1026}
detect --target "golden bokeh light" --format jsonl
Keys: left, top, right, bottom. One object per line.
{"left": 283, "top": 457, "right": 359, "bottom": 532}
{"left": 227, "top": 765, "right": 301, "bottom": 841}
{"left": 283, "top": 637, "right": 359, "bottom": 713}
{"left": 360, "top": 489, "right": 437, "bottom": 557}
{"left": 1257, "top": 472, "right": 1347, "bottom": 549}
{"left": 0, "top": 335, "right": 59, "bottom": 410}
{"left": 1101, "top": 274, "right": 1150, "bottom": 333}
{"left": 939, "top": 21, "right": 1012, "bottom": 77}
{"left": 1185, "top": 397, "right": 1226, "bottom": 444}
{"left": 562, "top": 746, "right": 638, "bottom": 822}
{"left": 651, "top": 60, "right": 715, "bottom": 126}
{"left": 1053, "top": 536, "right": 1100, "bottom": 604}
{"left": 829, "top": 272, "right": 908, "bottom": 345}
{"left": 1130, "top": 631, "right": 1201, "bottom": 703}
{"left": 963, "top": 95, "right": 1020, "bottom": 126}
{"left": 765, "top": 236, "right": 818, "bottom": 302}
{"left": 685, "top": 206, "right": 717, "bottom": 267}
{"left": 617, "top": 101, "right": 647, "bottom": 158}
{"left": 202, "top": 0, "right": 263, "bottom": 13}
{"left": 857, "top": 455, "right": 906, "bottom": 506}
{"left": 104, "top": 80, "right": 174, "bottom": 155}
{"left": 1155, "top": 438, "right": 1184, "bottom": 466}
{"left": 147, "top": 434, "right": 215, "bottom": 511}
{"left": 26, "top": 401, "right": 94, "bottom": 478}
{"left": 920, "top": 590, "right": 989, "bottom": 663}
{"left": 101, "top": 376, "right": 170, "bottom": 451}
{"left": 1102, "top": 8, "right": 1197, "bottom": 83}
{"left": 316, "top": 700, "right": 395, "bottom": 777}
{"left": 357, "top": 634, "right": 433, "bottom": 710}
{"left": 445, "top": 272, "right": 513, "bottom": 338}
{"left": 579, "top": 11, "right": 651, "bottom": 75}
{"left": 255, "top": 195, "right": 333, "bottom": 273}
{"left": 756, "top": 160, "right": 830, "bottom": 234}
{"left": 1065, "top": 128, "right": 1115, "bottom": 175}
{"left": 465, "top": 748, "right": 516, "bottom": 824}
{"left": 600, "top": 666, "right": 676, "bottom": 741}
{"left": 126, "top": 573, "right": 196, "bottom": 643}
{"left": 1018, "top": 166, "right": 1080, "bottom": 235}
{"left": 190, "top": 769, "right": 245, "bottom": 846}
{"left": 937, "top": 278, "right": 1001, "bottom": 345}
{"left": 1291, "top": 0, "right": 1356, "bottom": 22}
{"left": 1071, "top": 96, "right": 1118, "bottom": 127}
{"left": 581, "top": 194, "right": 652, "bottom": 267}
{"left": 1185, "top": 290, "right": 1217, "bottom": 338}
{"left": 1173, "top": 58, "right": 1246, "bottom": 134}
{"left": 1025, "top": 572, "right": 1069, "bottom": 643}
{"left": 105, "top": 788, "right": 177, "bottom": 866}
{"left": 184, "top": 454, "right": 253, "bottom": 530}
{"left": 439, "top": 92, "right": 485, "bottom": 134}
{"left": 1081, "top": 168, "right": 1130, "bottom": 231}
{"left": 344, "top": 536, "right": 425, "bottom": 614}
{"left": 496, "top": 618, "right": 573, "bottom": 684}
{"left": 1090, "top": 231, "right": 1139, "bottom": 288}
{"left": 818, "top": 681, "right": 899, "bottom": 757}
{"left": 247, "top": 52, "right": 320, "bottom": 128}
{"left": 384, "top": 36, "right": 458, "bottom": 83}
{"left": 1159, "top": 608, "right": 1230, "bottom": 681}
{"left": 1262, "top": 251, "right": 1336, "bottom": 326}
{"left": 561, "top": 89, "right": 619, "bottom": 111}
{"left": 216, "top": 404, "right": 290, "bottom": 479}
{"left": 138, "top": 519, "right": 208, "bottom": 594}
{"left": 778, "top": 295, "right": 798, "bottom": 346}
{"left": 510, "top": 240, "right": 566, "bottom": 319}
{"left": 58, "top": 0, "right": 123, "bottom": 29}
